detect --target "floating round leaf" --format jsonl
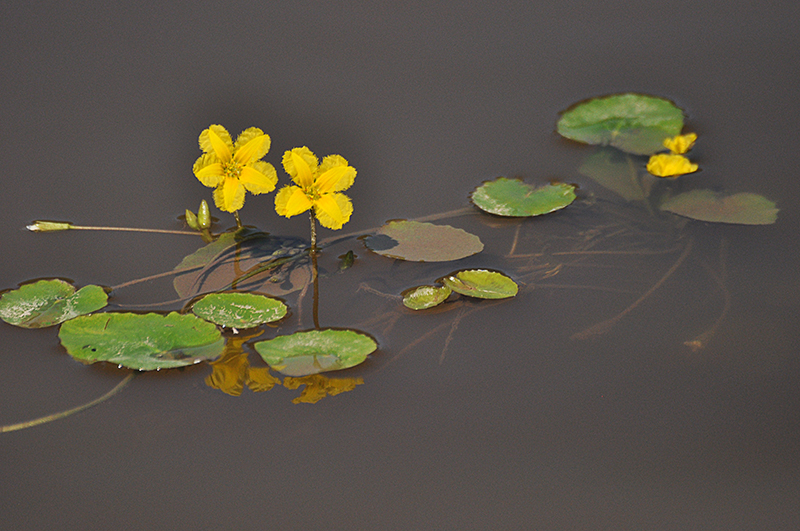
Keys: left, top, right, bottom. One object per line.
{"left": 402, "top": 285, "right": 453, "bottom": 310}
{"left": 254, "top": 329, "right": 377, "bottom": 377}
{"left": 192, "top": 292, "right": 287, "bottom": 328}
{"left": 557, "top": 93, "right": 684, "bottom": 155}
{"left": 660, "top": 190, "right": 778, "bottom": 225}
{"left": 440, "top": 270, "right": 519, "bottom": 299}
{"left": 0, "top": 279, "right": 108, "bottom": 328}
{"left": 59, "top": 312, "right": 225, "bottom": 370}
{"left": 471, "top": 178, "right": 576, "bottom": 217}
{"left": 364, "top": 220, "right": 483, "bottom": 262}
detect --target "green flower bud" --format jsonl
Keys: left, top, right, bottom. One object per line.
{"left": 185, "top": 209, "right": 199, "bottom": 230}
{"left": 26, "top": 221, "right": 73, "bottom": 232}
{"left": 197, "top": 200, "right": 211, "bottom": 229}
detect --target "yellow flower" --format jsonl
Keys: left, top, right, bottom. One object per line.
{"left": 662, "top": 133, "right": 697, "bottom": 155}
{"left": 274, "top": 147, "right": 356, "bottom": 230}
{"left": 646, "top": 153, "right": 699, "bottom": 177}
{"left": 193, "top": 125, "right": 278, "bottom": 213}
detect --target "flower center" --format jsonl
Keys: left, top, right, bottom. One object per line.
{"left": 223, "top": 159, "right": 243, "bottom": 180}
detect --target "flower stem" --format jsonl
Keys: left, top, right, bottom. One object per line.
{"left": 308, "top": 211, "right": 317, "bottom": 252}
{"left": 234, "top": 211, "right": 242, "bottom": 229}
{"left": 27, "top": 221, "right": 200, "bottom": 236}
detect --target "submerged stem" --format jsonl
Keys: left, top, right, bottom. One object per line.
{"left": 1, "top": 372, "right": 135, "bottom": 433}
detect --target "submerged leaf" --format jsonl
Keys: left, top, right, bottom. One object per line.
{"left": 660, "top": 190, "right": 779, "bottom": 225}
{"left": 192, "top": 292, "right": 287, "bottom": 329}
{"left": 557, "top": 93, "right": 684, "bottom": 155}
{"left": 59, "top": 312, "right": 224, "bottom": 370}
{"left": 254, "top": 329, "right": 377, "bottom": 377}
{"left": 471, "top": 178, "right": 576, "bottom": 217}
{"left": 440, "top": 270, "right": 519, "bottom": 299}
{"left": 0, "top": 279, "right": 107, "bottom": 328}
{"left": 578, "top": 148, "right": 650, "bottom": 201}
{"left": 364, "top": 220, "right": 483, "bottom": 262}
{"left": 173, "top": 228, "right": 310, "bottom": 298}
{"left": 402, "top": 285, "right": 452, "bottom": 310}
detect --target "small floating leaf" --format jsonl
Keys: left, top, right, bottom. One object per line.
{"left": 59, "top": 312, "right": 224, "bottom": 370}
{"left": 471, "top": 178, "right": 576, "bottom": 217}
{"left": 192, "top": 292, "right": 287, "bottom": 329}
{"left": 660, "top": 190, "right": 779, "bottom": 225}
{"left": 557, "top": 93, "right": 684, "bottom": 155}
{"left": 364, "top": 220, "right": 483, "bottom": 262}
{"left": 0, "top": 279, "right": 107, "bottom": 328}
{"left": 254, "top": 329, "right": 377, "bottom": 377}
{"left": 402, "top": 285, "right": 453, "bottom": 310}
{"left": 440, "top": 270, "right": 519, "bottom": 299}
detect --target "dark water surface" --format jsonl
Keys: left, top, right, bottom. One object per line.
{"left": 2, "top": 2, "right": 799, "bottom": 529}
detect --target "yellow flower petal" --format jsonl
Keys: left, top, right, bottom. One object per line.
{"left": 233, "top": 128, "right": 271, "bottom": 165}
{"left": 192, "top": 153, "right": 224, "bottom": 188}
{"left": 199, "top": 125, "right": 233, "bottom": 161}
{"left": 315, "top": 155, "right": 356, "bottom": 194}
{"left": 275, "top": 185, "right": 313, "bottom": 217}
{"left": 239, "top": 161, "right": 277, "bottom": 194}
{"left": 647, "top": 153, "right": 699, "bottom": 177}
{"left": 663, "top": 133, "right": 697, "bottom": 155}
{"left": 313, "top": 193, "right": 353, "bottom": 230}
{"left": 282, "top": 147, "right": 318, "bottom": 189}
{"left": 214, "top": 177, "right": 246, "bottom": 212}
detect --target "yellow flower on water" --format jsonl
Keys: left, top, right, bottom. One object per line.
{"left": 193, "top": 125, "right": 278, "bottom": 213}
{"left": 663, "top": 132, "right": 697, "bottom": 155}
{"left": 646, "top": 153, "right": 699, "bottom": 178}
{"left": 274, "top": 146, "right": 356, "bottom": 230}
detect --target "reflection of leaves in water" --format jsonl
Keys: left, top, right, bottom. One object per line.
{"left": 205, "top": 332, "right": 280, "bottom": 396}
{"left": 283, "top": 374, "right": 364, "bottom": 404}
{"left": 174, "top": 228, "right": 310, "bottom": 299}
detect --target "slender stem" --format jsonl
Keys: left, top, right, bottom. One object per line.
{"left": 1, "top": 372, "right": 135, "bottom": 433}
{"left": 234, "top": 211, "right": 242, "bottom": 229}
{"left": 309, "top": 211, "right": 317, "bottom": 251}
{"left": 311, "top": 247, "right": 320, "bottom": 330}
{"left": 70, "top": 225, "right": 200, "bottom": 236}
{"left": 570, "top": 237, "right": 694, "bottom": 340}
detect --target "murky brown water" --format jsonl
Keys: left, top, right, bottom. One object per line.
{"left": 2, "top": 2, "right": 799, "bottom": 530}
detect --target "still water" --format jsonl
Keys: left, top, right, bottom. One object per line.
{"left": 2, "top": 2, "right": 798, "bottom": 529}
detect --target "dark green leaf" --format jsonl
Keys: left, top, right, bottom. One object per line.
{"left": 192, "top": 292, "right": 287, "bottom": 329}
{"left": 59, "top": 312, "right": 224, "bottom": 370}
{"left": 254, "top": 329, "right": 377, "bottom": 377}
{"left": 557, "top": 93, "right": 684, "bottom": 155}
{"left": 471, "top": 178, "right": 576, "bottom": 216}
{"left": 0, "top": 279, "right": 107, "bottom": 328}
{"left": 440, "top": 270, "right": 519, "bottom": 299}
{"left": 402, "top": 285, "right": 452, "bottom": 310}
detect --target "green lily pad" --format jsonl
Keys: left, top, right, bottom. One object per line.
{"left": 402, "top": 285, "right": 453, "bottom": 310}
{"left": 192, "top": 292, "right": 287, "bottom": 329}
{"left": 578, "top": 148, "right": 651, "bottom": 201}
{"left": 254, "top": 329, "right": 377, "bottom": 377}
{"left": 557, "top": 93, "right": 684, "bottom": 155}
{"left": 471, "top": 178, "right": 576, "bottom": 217}
{"left": 364, "top": 220, "right": 483, "bottom": 262}
{"left": 440, "top": 270, "right": 519, "bottom": 299}
{"left": 58, "top": 312, "right": 225, "bottom": 370}
{"left": 660, "top": 190, "right": 779, "bottom": 225}
{"left": 0, "top": 279, "right": 108, "bottom": 328}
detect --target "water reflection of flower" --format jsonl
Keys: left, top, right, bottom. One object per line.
{"left": 205, "top": 332, "right": 365, "bottom": 402}
{"left": 193, "top": 125, "right": 278, "bottom": 213}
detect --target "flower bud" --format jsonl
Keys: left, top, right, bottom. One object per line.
{"left": 26, "top": 221, "right": 73, "bottom": 232}
{"left": 185, "top": 209, "right": 199, "bottom": 230}
{"left": 197, "top": 200, "right": 211, "bottom": 229}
